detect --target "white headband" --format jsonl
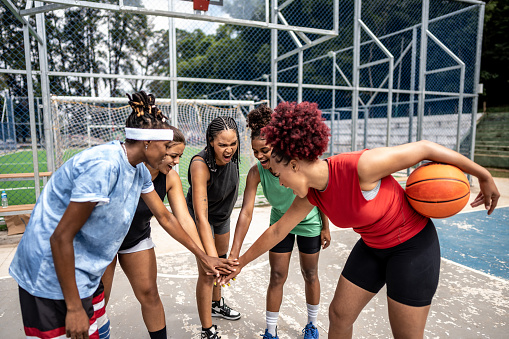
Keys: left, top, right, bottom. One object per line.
{"left": 125, "top": 128, "right": 174, "bottom": 141}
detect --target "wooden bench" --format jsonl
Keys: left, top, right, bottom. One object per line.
{"left": 0, "top": 172, "right": 52, "bottom": 217}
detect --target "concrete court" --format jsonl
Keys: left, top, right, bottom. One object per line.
{"left": 0, "top": 178, "right": 508, "bottom": 338}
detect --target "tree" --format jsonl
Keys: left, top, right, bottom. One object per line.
{"left": 480, "top": 0, "right": 509, "bottom": 107}
{"left": 106, "top": 0, "right": 154, "bottom": 96}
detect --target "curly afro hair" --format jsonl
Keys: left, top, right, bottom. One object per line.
{"left": 246, "top": 105, "right": 273, "bottom": 139}
{"left": 262, "top": 101, "right": 330, "bottom": 164}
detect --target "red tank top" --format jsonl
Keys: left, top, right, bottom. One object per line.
{"left": 306, "top": 150, "right": 428, "bottom": 249}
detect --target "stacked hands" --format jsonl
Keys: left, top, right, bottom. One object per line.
{"left": 215, "top": 228, "right": 332, "bottom": 286}
{"left": 199, "top": 255, "right": 239, "bottom": 285}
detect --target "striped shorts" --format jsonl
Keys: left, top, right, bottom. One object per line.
{"left": 18, "top": 282, "right": 108, "bottom": 339}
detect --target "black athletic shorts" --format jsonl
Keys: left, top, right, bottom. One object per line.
{"left": 18, "top": 281, "right": 105, "bottom": 338}
{"left": 341, "top": 219, "right": 440, "bottom": 307}
{"left": 270, "top": 232, "right": 322, "bottom": 254}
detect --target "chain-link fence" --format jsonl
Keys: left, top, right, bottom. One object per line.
{"left": 0, "top": 0, "right": 484, "bottom": 204}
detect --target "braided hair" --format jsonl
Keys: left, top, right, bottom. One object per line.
{"left": 125, "top": 91, "right": 171, "bottom": 144}
{"left": 205, "top": 116, "right": 240, "bottom": 172}
{"left": 246, "top": 105, "right": 273, "bottom": 140}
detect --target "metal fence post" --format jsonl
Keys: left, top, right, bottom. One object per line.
{"left": 470, "top": 3, "right": 485, "bottom": 163}
{"left": 23, "top": 24, "right": 41, "bottom": 198}
{"left": 169, "top": 0, "right": 178, "bottom": 128}
{"left": 352, "top": 0, "right": 361, "bottom": 151}
{"left": 456, "top": 64, "right": 465, "bottom": 152}
{"left": 331, "top": 52, "right": 336, "bottom": 155}
{"left": 298, "top": 50, "right": 303, "bottom": 103}
{"left": 408, "top": 26, "right": 418, "bottom": 176}
{"left": 35, "top": 2, "right": 55, "bottom": 173}
{"left": 271, "top": 0, "right": 278, "bottom": 109}
{"left": 417, "top": 0, "right": 429, "bottom": 142}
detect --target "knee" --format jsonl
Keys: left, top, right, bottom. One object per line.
{"left": 198, "top": 272, "right": 216, "bottom": 286}
{"left": 137, "top": 286, "right": 161, "bottom": 306}
{"left": 301, "top": 267, "right": 319, "bottom": 284}
{"left": 269, "top": 269, "right": 288, "bottom": 287}
{"left": 329, "top": 301, "right": 354, "bottom": 330}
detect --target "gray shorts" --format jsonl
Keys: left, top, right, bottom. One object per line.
{"left": 209, "top": 218, "right": 230, "bottom": 236}
{"left": 188, "top": 206, "right": 230, "bottom": 236}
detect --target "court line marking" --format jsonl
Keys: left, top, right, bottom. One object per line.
{"left": 449, "top": 204, "right": 509, "bottom": 215}
{"left": 157, "top": 260, "right": 270, "bottom": 279}
{"left": 441, "top": 257, "right": 509, "bottom": 284}
{"left": 2, "top": 207, "right": 507, "bottom": 281}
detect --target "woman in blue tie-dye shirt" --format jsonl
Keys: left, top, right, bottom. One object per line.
{"left": 9, "top": 91, "right": 237, "bottom": 339}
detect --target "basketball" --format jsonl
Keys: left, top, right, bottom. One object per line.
{"left": 405, "top": 162, "right": 470, "bottom": 218}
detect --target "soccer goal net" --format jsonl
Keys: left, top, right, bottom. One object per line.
{"left": 50, "top": 96, "right": 262, "bottom": 200}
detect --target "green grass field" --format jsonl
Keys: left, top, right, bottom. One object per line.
{"left": 1, "top": 146, "right": 262, "bottom": 206}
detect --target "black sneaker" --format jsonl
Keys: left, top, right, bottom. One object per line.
{"left": 201, "top": 324, "right": 221, "bottom": 339}
{"left": 211, "top": 297, "right": 241, "bottom": 320}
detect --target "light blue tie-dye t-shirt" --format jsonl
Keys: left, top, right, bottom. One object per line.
{"left": 9, "top": 140, "right": 154, "bottom": 300}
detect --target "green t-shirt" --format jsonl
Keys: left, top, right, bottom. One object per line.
{"left": 257, "top": 162, "right": 322, "bottom": 237}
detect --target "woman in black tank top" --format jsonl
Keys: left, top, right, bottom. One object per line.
{"left": 101, "top": 127, "right": 229, "bottom": 339}
{"left": 186, "top": 117, "right": 241, "bottom": 339}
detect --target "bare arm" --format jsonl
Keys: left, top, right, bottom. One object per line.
{"left": 166, "top": 170, "right": 204, "bottom": 251}
{"left": 358, "top": 140, "right": 500, "bottom": 214}
{"left": 143, "top": 190, "right": 234, "bottom": 276}
{"left": 229, "top": 165, "right": 261, "bottom": 259}
{"left": 319, "top": 209, "right": 331, "bottom": 249}
{"left": 50, "top": 201, "right": 96, "bottom": 339}
{"left": 189, "top": 158, "right": 218, "bottom": 256}
{"left": 220, "top": 196, "right": 314, "bottom": 284}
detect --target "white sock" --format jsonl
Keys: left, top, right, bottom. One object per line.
{"left": 266, "top": 311, "right": 279, "bottom": 336}
{"left": 307, "top": 303, "right": 319, "bottom": 325}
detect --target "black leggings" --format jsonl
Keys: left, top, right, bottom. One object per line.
{"left": 342, "top": 219, "right": 440, "bottom": 307}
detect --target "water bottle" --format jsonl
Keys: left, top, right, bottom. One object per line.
{"left": 1, "top": 191, "right": 7, "bottom": 208}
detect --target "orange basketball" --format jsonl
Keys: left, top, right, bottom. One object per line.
{"left": 405, "top": 162, "right": 470, "bottom": 219}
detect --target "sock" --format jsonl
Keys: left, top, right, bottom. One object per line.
{"left": 307, "top": 303, "right": 319, "bottom": 325}
{"left": 266, "top": 311, "right": 279, "bottom": 337}
{"left": 149, "top": 326, "right": 167, "bottom": 339}
{"left": 98, "top": 318, "right": 110, "bottom": 339}
{"left": 202, "top": 326, "right": 215, "bottom": 333}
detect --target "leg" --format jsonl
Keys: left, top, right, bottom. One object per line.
{"left": 297, "top": 235, "right": 322, "bottom": 338}
{"left": 297, "top": 235, "right": 322, "bottom": 306}
{"left": 117, "top": 248, "right": 166, "bottom": 333}
{"left": 266, "top": 251, "right": 292, "bottom": 312}
{"left": 385, "top": 220, "right": 440, "bottom": 339}
{"left": 299, "top": 250, "right": 320, "bottom": 329}
{"left": 328, "top": 275, "right": 376, "bottom": 339}
{"left": 212, "top": 232, "right": 230, "bottom": 301}
{"left": 264, "top": 232, "right": 294, "bottom": 338}
{"left": 210, "top": 231, "right": 241, "bottom": 321}
{"left": 329, "top": 238, "right": 386, "bottom": 339}
{"left": 101, "top": 256, "right": 117, "bottom": 306}
{"left": 387, "top": 298, "right": 430, "bottom": 339}
{"left": 196, "top": 258, "right": 215, "bottom": 328}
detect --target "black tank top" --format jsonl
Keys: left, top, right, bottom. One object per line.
{"left": 186, "top": 149, "right": 239, "bottom": 225}
{"left": 120, "top": 171, "right": 167, "bottom": 251}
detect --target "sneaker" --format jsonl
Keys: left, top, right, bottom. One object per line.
{"left": 303, "top": 322, "right": 319, "bottom": 339}
{"left": 201, "top": 324, "right": 221, "bottom": 339}
{"left": 261, "top": 328, "right": 279, "bottom": 339}
{"left": 211, "top": 297, "right": 241, "bottom": 320}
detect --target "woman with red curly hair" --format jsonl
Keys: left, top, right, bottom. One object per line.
{"left": 221, "top": 101, "right": 500, "bottom": 338}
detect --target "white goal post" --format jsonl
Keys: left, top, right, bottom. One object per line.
{"left": 50, "top": 96, "right": 264, "bottom": 200}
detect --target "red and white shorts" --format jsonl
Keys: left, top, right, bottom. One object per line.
{"left": 19, "top": 282, "right": 107, "bottom": 339}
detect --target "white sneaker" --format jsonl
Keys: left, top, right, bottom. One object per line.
{"left": 211, "top": 297, "right": 241, "bottom": 320}
{"left": 201, "top": 324, "right": 221, "bottom": 339}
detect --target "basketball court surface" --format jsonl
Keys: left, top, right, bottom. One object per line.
{"left": 1, "top": 178, "right": 508, "bottom": 338}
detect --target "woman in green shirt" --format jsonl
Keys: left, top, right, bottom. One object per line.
{"left": 229, "top": 105, "right": 330, "bottom": 339}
